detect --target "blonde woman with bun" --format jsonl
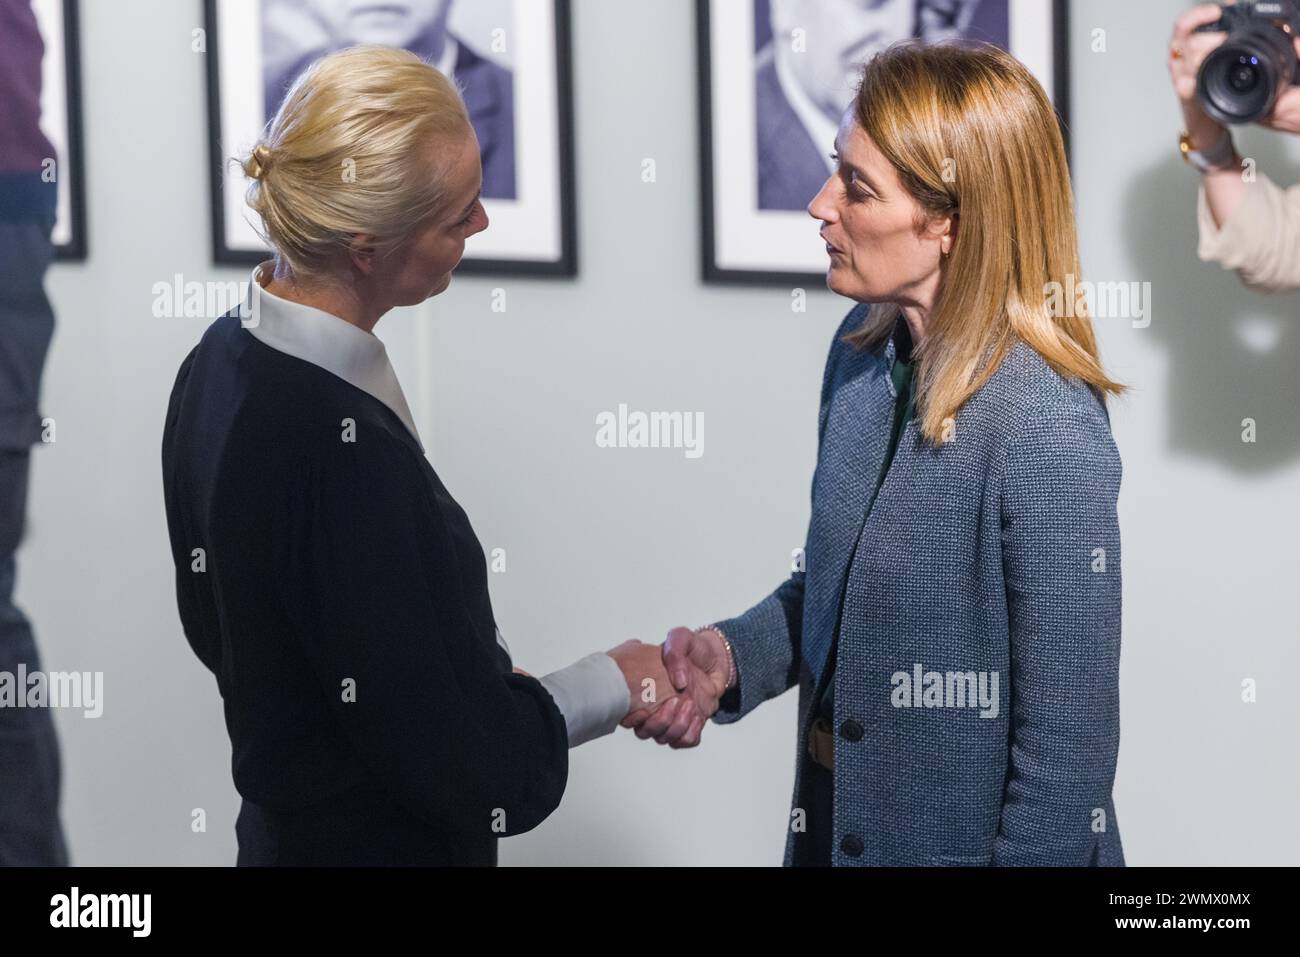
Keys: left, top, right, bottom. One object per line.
{"left": 161, "top": 45, "right": 714, "bottom": 866}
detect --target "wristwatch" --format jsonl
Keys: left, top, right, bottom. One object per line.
{"left": 1179, "top": 127, "right": 1238, "bottom": 174}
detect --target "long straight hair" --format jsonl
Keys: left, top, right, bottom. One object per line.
{"left": 843, "top": 42, "right": 1126, "bottom": 445}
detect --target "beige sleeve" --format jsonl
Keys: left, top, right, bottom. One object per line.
{"left": 1197, "top": 173, "right": 1300, "bottom": 293}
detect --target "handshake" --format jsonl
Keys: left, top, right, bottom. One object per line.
{"left": 608, "top": 626, "right": 735, "bottom": 748}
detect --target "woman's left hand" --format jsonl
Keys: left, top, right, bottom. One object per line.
{"left": 1263, "top": 38, "right": 1300, "bottom": 134}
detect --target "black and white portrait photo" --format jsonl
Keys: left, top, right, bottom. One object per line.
{"left": 700, "top": 0, "right": 1064, "bottom": 283}
{"left": 207, "top": 0, "right": 576, "bottom": 274}
{"left": 754, "top": 0, "right": 1008, "bottom": 211}
{"left": 261, "top": 0, "right": 517, "bottom": 201}
{"left": 20, "top": 0, "right": 85, "bottom": 259}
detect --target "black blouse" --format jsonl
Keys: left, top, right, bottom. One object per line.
{"left": 161, "top": 313, "right": 568, "bottom": 865}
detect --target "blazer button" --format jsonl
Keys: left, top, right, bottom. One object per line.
{"left": 840, "top": 834, "right": 864, "bottom": 857}
{"left": 839, "top": 719, "right": 864, "bottom": 742}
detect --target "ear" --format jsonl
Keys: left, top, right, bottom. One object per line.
{"left": 935, "top": 212, "right": 958, "bottom": 256}
{"left": 346, "top": 234, "right": 378, "bottom": 276}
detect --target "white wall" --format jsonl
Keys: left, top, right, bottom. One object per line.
{"left": 19, "top": 0, "right": 1300, "bottom": 866}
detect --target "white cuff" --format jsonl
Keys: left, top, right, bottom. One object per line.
{"left": 539, "top": 652, "right": 631, "bottom": 748}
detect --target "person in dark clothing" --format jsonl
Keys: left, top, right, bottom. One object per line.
{"left": 162, "top": 45, "right": 714, "bottom": 866}
{"left": 0, "top": 0, "right": 70, "bottom": 868}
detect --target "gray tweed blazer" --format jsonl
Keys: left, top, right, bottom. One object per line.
{"left": 712, "top": 303, "right": 1124, "bottom": 867}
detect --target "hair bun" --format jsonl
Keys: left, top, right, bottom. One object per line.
{"left": 248, "top": 143, "right": 273, "bottom": 180}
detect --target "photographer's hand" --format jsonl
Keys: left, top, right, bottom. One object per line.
{"left": 1169, "top": 4, "right": 1232, "bottom": 146}
{"left": 1169, "top": 4, "right": 1245, "bottom": 228}
{"left": 1170, "top": 2, "right": 1300, "bottom": 135}
{"left": 1263, "top": 36, "right": 1300, "bottom": 134}
{"left": 1170, "top": 3, "right": 1300, "bottom": 291}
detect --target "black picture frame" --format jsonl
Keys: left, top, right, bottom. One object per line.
{"left": 697, "top": 0, "right": 1072, "bottom": 286}
{"left": 204, "top": 0, "right": 578, "bottom": 278}
{"left": 48, "top": 0, "right": 87, "bottom": 262}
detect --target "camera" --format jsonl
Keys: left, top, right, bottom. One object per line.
{"left": 1195, "top": 0, "right": 1300, "bottom": 124}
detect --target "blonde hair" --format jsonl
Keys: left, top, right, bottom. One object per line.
{"left": 843, "top": 41, "right": 1126, "bottom": 445}
{"left": 240, "top": 44, "right": 471, "bottom": 281}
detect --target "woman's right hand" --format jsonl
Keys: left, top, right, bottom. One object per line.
{"left": 1170, "top": 2, "right": 1300, "bottom": 137}
{"left": 1168, "top": 3, "right": 1233, "bottom": 149}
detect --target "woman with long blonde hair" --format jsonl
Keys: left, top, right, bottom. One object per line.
{"left": 634, "top": 41, "right": 1128, "bottom": 867}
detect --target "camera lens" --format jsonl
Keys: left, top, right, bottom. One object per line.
{"left": 1228, "top": 56, "right": 1260, "bottom": 94}
{"left": 1197, "top": 36, "right": 1285, "bottom": 124}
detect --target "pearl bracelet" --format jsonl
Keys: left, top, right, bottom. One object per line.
{"left": 696, "top": 624, "right": 737, "bottom": 692}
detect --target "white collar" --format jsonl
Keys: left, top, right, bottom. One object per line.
{"left": 773, "top": 48, "right": 839, "bottom": 178}
{"left": 239, "top": 261, "right": 424, "bottom": 452}
{"left": 436, "top": 34, "right": 458, "bottom": 79}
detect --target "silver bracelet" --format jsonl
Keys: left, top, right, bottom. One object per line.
{"left": 696, "top": 624, "right": 736, "bottom": 692}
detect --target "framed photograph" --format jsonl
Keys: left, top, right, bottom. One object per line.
{"left": 697, "top": 0, "right": 1070, "bottom": 285}
{"left": 32, "top": 0, "right": 87, "bottom": 261}
{"left": 205, "top": 0, "right": 577, "bottom": 276}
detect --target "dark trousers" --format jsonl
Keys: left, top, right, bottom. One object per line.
{"left": 0, "top": 214, "right": 67, "bottom": 865}
{"left": 791, "top": 754, "right": 833, "bottom": 867}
